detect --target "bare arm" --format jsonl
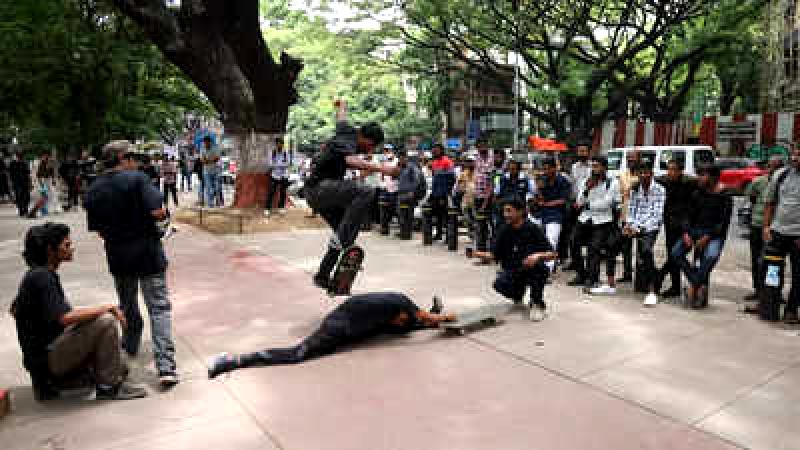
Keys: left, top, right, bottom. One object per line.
{"left": 415, "top": 310, "right": 456, "bottom": 327}
{"left": 523, "top": 251, "right": 558, "bottom": 268}
{"left": 763, "top": 202, "right": 775, "bottom": 241}
{"left": 151, "top": 208, "right": 167, "bottom": 221}
{"left": 60, "top": 304, "right": 126, "bottom": 328}
{"left": 344, "top": 155, "right": 401, "bottom": 177}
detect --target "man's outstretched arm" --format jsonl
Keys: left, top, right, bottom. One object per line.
{"left": 345, "top": 155, "right": 401, "bottom": 178}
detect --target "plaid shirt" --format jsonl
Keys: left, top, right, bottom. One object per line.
{"left": 627, "top": 181, "right": 666, "bottom": 233}
{"left": 473, "top": 152, "right": 494, "bottom": 199}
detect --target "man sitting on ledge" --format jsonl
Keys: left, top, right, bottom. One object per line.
{"left": 208, "top": 292, "right": 455, "bottom": 378}
{"left": 11, "top": 223, "right": 146, "bottom": 401}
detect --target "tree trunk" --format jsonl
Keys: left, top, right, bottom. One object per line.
{"left": 231, "top": 131, "right": 281, "bottom": 208}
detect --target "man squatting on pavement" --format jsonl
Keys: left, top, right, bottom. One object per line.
{"left": 303, "top": 121, "right": 401, "bottom": 290}
{"left": 208, "top": 292, "right": 455, "bottom": 378}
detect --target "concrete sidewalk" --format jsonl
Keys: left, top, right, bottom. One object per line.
{"left": 0, "top": 205, "right": 798, "bottom": 450}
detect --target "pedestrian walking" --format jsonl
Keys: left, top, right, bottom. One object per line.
{"left": 161, "top": 156, "right": 179, "bottom": 208}
{"left": 9, "top": 152, "right": 31, "bottom": 217}
{"left": 265, "top": 138, "right": 291, "bottom": 216}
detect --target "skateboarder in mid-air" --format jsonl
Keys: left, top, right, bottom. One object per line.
{"left": 207, "top": 292, "right": 455, "bottom": 378}
{"left": 304, "top": 122, "right": 401, "bottom": 290}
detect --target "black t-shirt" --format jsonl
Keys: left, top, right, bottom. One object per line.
{"left": 9, "top": 160, "right": 31, "bottom": 185}
{"left": 685, "top": 189, "right": 733, "bottom": 238}
{"left": 491, "top": 220, "right": 553, "bottom": 272}
{"left": 12, "top": 268, "right": 72, "bottom": 376}
{"left": 85, "top": 170, "right": 167, "bottom": 276}
{"left": 308, "top": 122, "right": 358, "bottom": 185}
{"left": 324, "top": 292, "right": 420, "bottom": 341}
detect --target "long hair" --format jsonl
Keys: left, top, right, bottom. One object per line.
{"left": 22, "top": 223, "right": 70, "bottom": 268}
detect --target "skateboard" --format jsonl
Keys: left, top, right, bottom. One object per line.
{"left": 328, "top": 246, "right": 364, "bottom": 297}
{"left": 442, "top": 303, "right": 513, "bottom": 336}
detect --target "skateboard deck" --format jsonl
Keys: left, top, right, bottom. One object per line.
{"left": 442, "top": 303, "right": 513, "bottom": 336}
{"left": 328, "top": 246, "right": 364, "bottom": 297}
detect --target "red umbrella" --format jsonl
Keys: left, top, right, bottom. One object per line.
{"left": 528, "top": 136, "right": 568, "bottom": 152}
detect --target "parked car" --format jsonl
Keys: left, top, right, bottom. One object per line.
{"left": 606, "top": 145, "right": 715, "bottom": 179}
{"left": 717, "top": 158, "right": 767, "bottom": 195}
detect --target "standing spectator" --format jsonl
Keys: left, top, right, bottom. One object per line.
{"left": 429, "top": 144, "right": 456, "bottom": 241}
{"left": 489, "top": 148, "right": 508, "bottom": 233}
{"left": 362, "top": 151, "right": 383, "bottom": 226}
{"left": 568, "top": 157, "right": 622, "bottom": 293}
{"left": 469, "top": 197, "right": 558, "bottom": 321}
{"left": 179, "top": 152, "right": 192, "bottom": 192}
{"left": 531, "top": 157, "right": 571, "bottom": 272}
{"left": 29, "top": 152, "right": 62, "bottom": 218}
{"left": 84, "top": 140, "right": 179, "bottom": 387}
{"left": 472, "top": 139, "right": 494, "bottom": 250}
{"left": 565, "top": 143, "right": 593, "bottom": 271}
{"left": 762, "top": 146, "right": 800, "bottom": 324}
{"left": 201, "top": 136, "right": 220, "bottom": 207}
{"left": 161, "top": 155, "right": 179, "bottom": 208}
{"left": 623, "top": 162, "right": 666, "bottom": 305}
{"left": 496, "top": 160, "right": 534, "bottom": 209}
{"left": 655, "top": 160, "right": 698, "bottom": 298}
{"left": 78, "top": 150, "right": 98, "bottom": 197}
{"left": 193, "top": 152, "right": 204, "bottom": 204}
{"left": 670, "top": 164, "right": 733, "bottom": 308}
{"left": 453, "top": 158, "right": 476, "bottom": 226}
{"left": 58, "top": 154, "right": 81, "bottom": 211}
{"left": 141, "top": 155, "right": 160, "bottom": 189}
{"left": 10, "top": 223, "right": 147, "bottom": 401}
{"left": 616, "top": 151, "right": 641, "bottom": 283}
{"left": 0, "top": 151, "right": 10, "bottom": 202}
{"left": 10, "top": 152, "right": 32, "bottom": 217}
{"left": 265, "top": 139, "right": 291, "bottom": 216}
{"left": 742, "top": 157, "right": 784, "bottom": 311}
{"left": 396, "top": 151, "right": 424, "bottom": 213}
{"left": 380, "top": 146, "right": 399, "bottom": 225}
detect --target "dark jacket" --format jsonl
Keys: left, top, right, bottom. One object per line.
{"left": 9, "top": 159, "right": 31, "bottom": 186}
{"left": 657, "top": 175, "right": 698, "bottom": 228}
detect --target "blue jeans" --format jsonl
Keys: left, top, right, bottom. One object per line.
{"left": 204, "top": 172, "right": 219, "bottom": 207}
{"left": 670, "top": 231, "right": 723, "bottom": 287}
{"left": 113, "top": 272, "right": 176, "bottom": 375}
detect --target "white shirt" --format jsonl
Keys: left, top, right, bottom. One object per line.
{"left": 627, "top": 181, "right": 666, "bottom": 233}
{"left": 382, "top": 157, "right": 398, "bottom": 193}
{"left": 576, "top": 177, "right": 621, "bottom": 225}
{"left": 571, "top": 161, "right": 592, "bottom": 198}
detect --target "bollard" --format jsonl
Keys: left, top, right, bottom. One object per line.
{"left": 379, "top": 200, "right": 390, "bottom": 236}
{"left": 398, "top": 201, "right": 412, "bottom": 240}
{"left": 475, "top": 209, "right": 489, "bottom": 251}
{"left": 759, "top": 251, "right": 786, "bottom": 321}
{"left": 447, "top": 207, "right": 459, "bottom": 251}
{"left": 421, "top": 204, "right": 433, "bottom": 246}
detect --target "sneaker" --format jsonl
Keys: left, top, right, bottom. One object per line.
{"left": 158, "top": 372, "right": 180, "bottom": 388}
{"left": 263, "top": 210, "right": 271, "bottom": 217}
{"left": 567, "top": 277, "right": 587, "bottom": 287}
{"left": 589, "top": 285, "right": 617, "bottom": 295}
{"left": 312, "top": 274, "right": 330, "bottom": 290}
{"left": 643, "top": 293, "right": 658, "bottom": 307}
{"left": 278, "top": 209, "right": 288, "bottom": 216}
{"left": 661, "top": 288, "right": 681, "bottom": 299}
{"left": 430, "top": 295, "right": 444, "bottom": 314}
{"left": 96, "top": 382, "right": 148, "bottom": 400}
{"left": 208, "top": 353, "right": 239, "bottom": 379}
{"left": 529, "top": 303, "right": 546, "bottom": 322}
{"left": 617, "top": 275, "right": 633, "bottom": 283}
{"left": 743, "top": 292, "right": 759, "bottom": 302}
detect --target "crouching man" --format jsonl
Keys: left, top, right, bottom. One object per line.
{"left": 469, "top": 196, "right": 558, "bottom": 322}
{"left": 11, "top": 223, "right": 146, "bottom": 401}
{"left": 208, "top": 292, "right": 455, "bottom": 378}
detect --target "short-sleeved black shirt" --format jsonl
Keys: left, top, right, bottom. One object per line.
{"left": 85, "top": 170, "right": 167, "bottom": 276}
{"left": 307, "top": 122, "right": 358, "bottom": 186}
{"left": 324, "top": 292, "right": 420, "bottom": 341}
{"left": 12, "top": 268, "right": 72, "bottom": 376}
{"left": 491, "top": 220, "right": 553, "bottom": 272}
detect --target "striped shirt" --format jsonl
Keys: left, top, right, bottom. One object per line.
{"left": 473, "top": 152, "right": 494, "bottom": 199}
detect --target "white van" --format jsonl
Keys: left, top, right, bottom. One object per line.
{"left": 605, "top": 146, "right": 715, "bottom": 179}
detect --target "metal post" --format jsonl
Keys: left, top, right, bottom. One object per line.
{"left": 379, "top": 199, "right": 390, "bottom": 236}
{"left": 399, "top": 201, "right": 412, "bottom": 240}
{"left": 422, "top": 203, "right": 433, "bottom": 246}
{"left": 447, "top": 207, "right": 459, "bottom": 251}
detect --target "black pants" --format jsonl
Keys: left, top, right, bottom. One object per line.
{"left": 619, "top": 235, "right": 633, "bottom": 277}
{"left": 575, "top": 222, "right": 617, "bottom": 285}
{"left": 238, "top": 313, "right": 350, "bottom": 368}
{"left": 429, "top": 195, "right": 448, "bottom": 237}
{"left": 493, "top": 268, "right": 548, "bottom": 306}
{"left": 305, "top": 180, "right": 376, "bottom": 277}
{"left": 163, "top": 182, "right": 178, "bottom": 208}
{"left": 749, "top": 226, "right": 764, "bottom": 293}
{"left": 658, "top": 225, "right": 683, "bottom": 291}
{"left": 12, "top": 182, "right": 30, "bottom": 216}
{"left": 267, "top": 177, "right": 288, "bottom": 210}
{"left": 66, "top": 177, "right": 80, "bottom": 209}
{"left": 635, "top": 231, "right": 659, "bottom": 291}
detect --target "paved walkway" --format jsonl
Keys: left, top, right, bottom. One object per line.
{"left": 0, "top": 205, "right": 799, "bottom": 450}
